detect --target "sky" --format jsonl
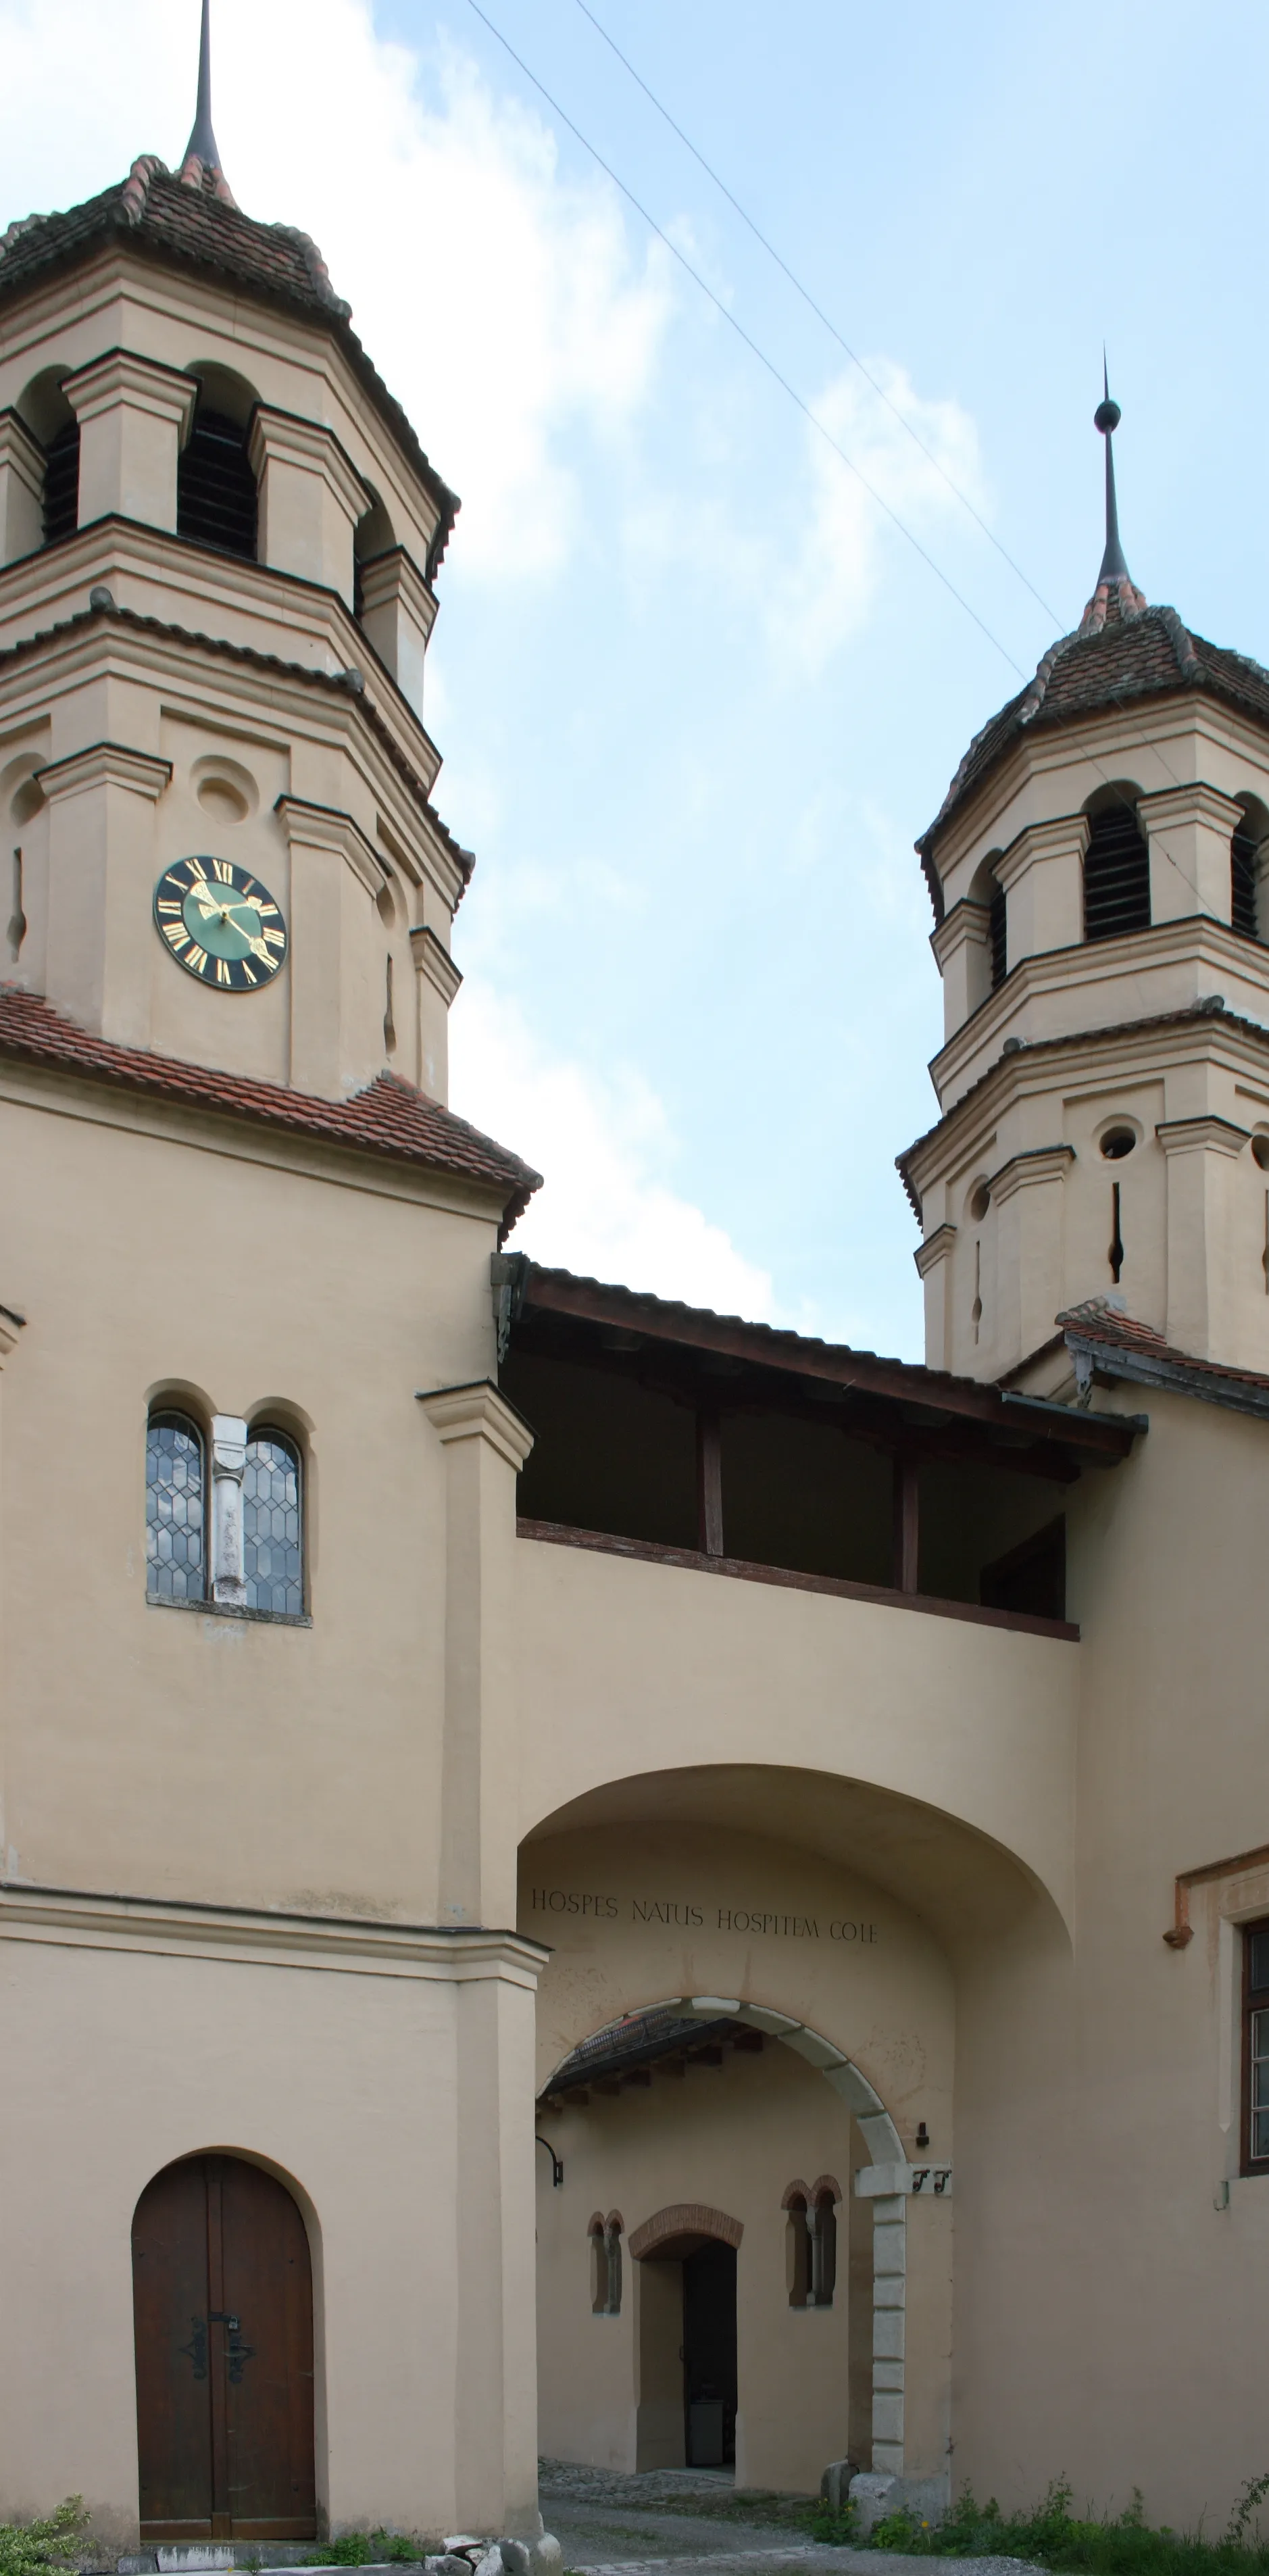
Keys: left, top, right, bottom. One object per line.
{"left": 1, "top": 0, "right": 1266, "bottom": 1354}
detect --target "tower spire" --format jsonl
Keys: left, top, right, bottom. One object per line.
{"left": 179, "top": 0, "right": 236, "bottom": 204}
{"left": 1094, "top": 357, "right": 1130, "bottom": 584}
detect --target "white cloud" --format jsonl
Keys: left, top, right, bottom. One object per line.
{"left": 0, "top": 0, "right": 672, "bottom": 577}
{"left": 451, "top": 980, "right": 774, "bottom": 1318}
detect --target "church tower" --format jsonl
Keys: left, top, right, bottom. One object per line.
{"left": 0, "top": 0, "right": 469, "bottom": 1105}
{"left": 902, "top": 387, "right": 1269, "bottom": 1386}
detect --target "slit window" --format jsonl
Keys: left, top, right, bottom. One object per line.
{"left": 1084, "top": 803, "right": 1150, "bottom": 942}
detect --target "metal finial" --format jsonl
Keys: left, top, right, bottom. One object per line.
{"left": 180, "top": 0, "right": 234, "bottom": 197}
{"left": 1093, "top": 355, "right": 1130, "bottom": 584}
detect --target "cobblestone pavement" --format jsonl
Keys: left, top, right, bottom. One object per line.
{"left": 537, "top": 2462, "right": 1044, "bottom": 2576}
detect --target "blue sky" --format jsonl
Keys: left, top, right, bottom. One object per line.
{"left": 2, "top": 0, "right": 1265, "bottom": 1353}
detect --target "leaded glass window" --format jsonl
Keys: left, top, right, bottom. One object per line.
{"left": 243, "top": 1430, "right": 303, "bottom": 1616}
{"left": 146, "top": 1414, "right": 205, "bottom": 1602}
{"left": 1246, "top": 1924, "right": 1269, "bottom": 2171}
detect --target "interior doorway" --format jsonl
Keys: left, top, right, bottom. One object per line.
{"left": 131, "top": 2153, "right": 316, "bottom": 2544}
{"left": 682, "top": 2239, "right": 737, "bottom": 2467}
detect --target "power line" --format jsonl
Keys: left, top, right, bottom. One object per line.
{"left": 572, "top": 0, "right": 1062, "bottom": 629}
{"left": 462, "top": 0, "right": 1030, "bottom": 679}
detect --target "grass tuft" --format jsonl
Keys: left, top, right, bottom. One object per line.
{"left": 829, "top": 2475, "right": 1269, "bottom": 2573}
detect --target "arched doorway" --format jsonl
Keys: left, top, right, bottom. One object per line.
{"left": 131, "top": 2154, "right": 316, "bottom": 2544}
{"left": 630, "top": 2206, "right": 742, "bottom": 2470}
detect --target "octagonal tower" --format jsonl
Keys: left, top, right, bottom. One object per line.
{"left": 902, "top": 393, "right": 1269, "bottom": 1385}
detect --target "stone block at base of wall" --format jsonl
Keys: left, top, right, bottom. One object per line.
{"left": 848, "top": 2473, "right": 950, "bottom": 2537}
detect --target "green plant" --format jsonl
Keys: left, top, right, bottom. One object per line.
{"left": 0, "top": 2499, "right": 91, "bottom": 2576}
{"left": 805, "top": 2500, "right": 857, "bottom": 2545}
{"left": 857, "top": 2474, "right": 1269, "bottom": 2576}
{"left": 309, "top": 2532, "right": 423, "bottom": 2567}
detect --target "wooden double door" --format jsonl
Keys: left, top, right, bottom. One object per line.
{"left": 132, "top": 2154, "right": 316, "bottom": 2543}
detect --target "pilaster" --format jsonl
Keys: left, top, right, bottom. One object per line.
{"left": 357, "top": 546, "right": 436, "bottom": 718}
{"left": 995, "top": 814, "right": 1087, "bottom": 966}
{"left": 989, "top": 1145, "right": 1075, "bottom": 1370}
{"left": 411, "top": 923, "right": 463, "bottom": 1104}
{"left": 64, "top": 350, "right": 197, "bottom": 535}
{"left": 1156, "top": 1114, "right": 1250, "bottom": 1359}
{"left": 453, "top": 1960, "right": 543, "bottom": 2536}
{"left": 914, "top": 1223, "right": 956, "bottom": 1372}
{"left": 930, "top": 900, "right": 990, "bottom": 1040}
{"left": 416, "top": 1381, "right": 534, "bottom": 1931}
{"left": 275, "top": 793, "right": 384, "bottom": 1099}
{"left": 0, "top": 412, "right": 45, "bottom": 564}
{"left": 249, "top": 405, "right": 368, "bottom": 605}
{"left": 39, "top": 739, "right": 172, "bottom": 1045}
{"left": 1139, "top": 782, "right": 1243, "bottom": 928}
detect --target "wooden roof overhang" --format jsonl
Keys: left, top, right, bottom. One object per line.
{"left": 507, "top": 1260, "right": 1142, "bottom": 1485}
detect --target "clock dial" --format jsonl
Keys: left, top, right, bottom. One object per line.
{"left": 153, "top": 857, "right": 288, "bottom": 991}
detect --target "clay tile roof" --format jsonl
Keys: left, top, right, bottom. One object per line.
{"left": 0, "top": 158, "right": 459, "bottom": 576}
{"left": 1057, "top": 1295, "right": 1269, "bottom": 1413}
{"left": 917, "top": 579, "right": 1269, "bottom": 913}
{"left": 0, "top": 983, "right": 539, "bottom": 1232}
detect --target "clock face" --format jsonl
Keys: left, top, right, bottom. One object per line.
{"left": 153, "top": 857, "right": 288, "bottom": 991}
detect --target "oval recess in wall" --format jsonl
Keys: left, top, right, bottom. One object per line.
{"left": 192, "top": 754, "right": 258, "bottom": 824}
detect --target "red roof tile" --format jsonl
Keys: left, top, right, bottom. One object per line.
{"left": 1057, "top": 1296, "right": 1269, "bottom": 1398}
{"left": 0, "top": 983, "right": 539, "bottom": 1230}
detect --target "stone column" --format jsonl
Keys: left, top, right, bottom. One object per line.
{"left": 1139, "top": 782, "right": 1243, "bottom": 926}
{"left": 989, "top": 1145, "right": 1075, "bottom": 1372}
{"left": 995, "top": 814, "right": 1087, "bottom": 965}
{"left": 0, "top": 411, "right": 45, "bottom": 564}
{"left": 869, "top": 2194, "right": 907, "bottom": 2475}
{"left": 210, "top": 1415, "right": 248, "bottom": 1609}
{"left": 357, "top": 545, "right": 437, "bottom": 717}
{"left": 1157, "top": 1114, "right": 1250, "bottom": 1359}
{"left": 63, "top": 351, "right": 197, "bottom": 532}
{"left": 249, "top": 407, "right": 369, "bottom": 605}
{"left": 39, "top": 741, "right": 172, "bottom": 1045}
{"left": 417, "top": 1381, "right": 534, "bottom": 1930}
{"left": 411, "top": 924, "right": 463, "bottom": 1103}
{"left": 930, "top": 899, "right": 990, "bottom": 1041}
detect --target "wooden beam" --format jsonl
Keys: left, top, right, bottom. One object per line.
{"left": 696, "top": 1406, "right": 724, "bottom": 1556}
{"left": 892, "top": 1454, "right": 920, "bottom": 1595}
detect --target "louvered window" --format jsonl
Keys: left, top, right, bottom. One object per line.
{"left": 177, "top": 407, "right": 257, "bottom": 560}
{"left": 1083, "top": 804, "right": 1150, "bottom": 942}
{"left": 989, "top": 881, "right": 1007, "bottom": 989}
{"left": 42, "top": 420, "right": 80, "bottom": 545}
{"left": 1233, "top": 824, "right": 1261, "bottom": 941}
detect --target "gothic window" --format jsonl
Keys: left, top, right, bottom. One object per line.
{"left": 178, "top": 400, "right": 257, "bottom": 560}
{"left": 809, "top": 2184, "right": 838, "bottom": 2306}
{"left": 589, "top": 2214, "right": 622, "bottom": 2314}
{"left": 42, "top": 419, "right": 80, "bottom": 545}
{"left": 243, "top": 1430, "right": 303, "bottom": 1616}
{"left": 784, "top": 2189, "right": 811, "bottom": 2308}
{"left": 1083, "top": 797, "right": 1150, "bottom": 942}
{"left": 145, "top": 1412, "right": 205, "bottom": 1603}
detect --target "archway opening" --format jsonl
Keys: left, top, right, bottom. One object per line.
{"left": 131, "top": 2152, "right": 316, "bottom": 2544}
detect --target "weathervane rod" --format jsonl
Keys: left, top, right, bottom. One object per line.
{"left": 1093, "top": 357, "right": 1130, "bottom": 585}
{"left": 180, "top": 0, "right": 234, "bottom": 198}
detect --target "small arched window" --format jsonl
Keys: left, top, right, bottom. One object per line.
{"left": 243, "top": 1429, "right": 303, "bottom": 1616}
{"left": 1083, "top": 795, "right": 1150, "bottom": 942}
{"left": 178, "top": 399, "right": 257, "bottom": 560}
{"left": 145, "top": 1412, "right": 205, "bottom": 1603}
{"left": 785, "top": 2190, "right": 810, "bottom": 2308}
{"left": 808, "top": 2184, "right": 838, "bottom": 2308}
{"left": 589, "top": 2214, "right": 622, "bottom": 2314}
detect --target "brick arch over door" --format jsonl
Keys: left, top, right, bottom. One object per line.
{"left": 630, "top": 2202, "right": 743, "bottom": 2260}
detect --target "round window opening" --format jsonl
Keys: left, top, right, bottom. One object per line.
{"left": 968, "top": 1180, "right": 991, "bottom": 1222}
{"left": 1100, "top": 1127, "right": 1137, "bottom": 1161}
{"left": 1253, "top": 1135, "right": 1269, "bottom": 1172}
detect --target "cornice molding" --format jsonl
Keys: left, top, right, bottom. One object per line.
{"left": 358, "top": 543, "right": 438, "bottom": 640}
{"left": 62, "top": 345, "right": 199, "bottom": 435}
{"left": 989, "top": 1144, "right": 1076, "bottom": 1204}
{"left": 1137, "top": 781, "right": 1245, "bottom": 835}
{"left": 930, "top": 897, "right": 989, "bottom": 969}
{"left": 914, "top": 1221, "right": 956, "bottom": 1279}
{"left": 274, "top": 791, "right": 383, "bottom": 898}
{"left": 0, "top": 1880, "right": 549, "bottom": 1983}
{"left": 417, "top": 1377, "right": 535, "bottom": 1472}
{"left": 1154, "top": 1114, "right": 1251, "bottom": 1159}
{"left": 0, "top": 406, "right": 45, "bottom": 493}
{"left": 410, "top": 922, "right": 463, "bottom": 1007}
{"left": 36, "top": 738, "right": 171, "bottom": 802}
{"left": 248, "top": 401, "right": 370, "bottom": 524}
{"left": 994, "top": 811, "right": 1089, "bottom": 893}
